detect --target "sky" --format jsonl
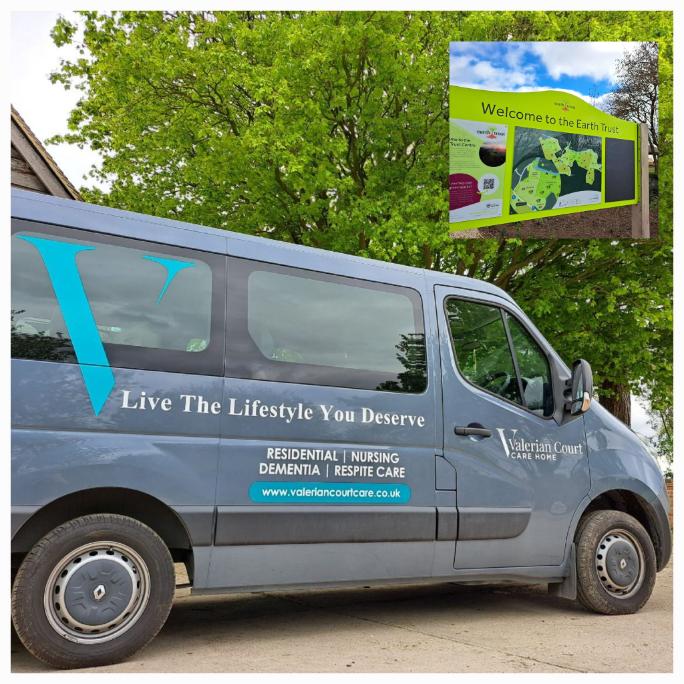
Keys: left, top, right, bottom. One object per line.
{"left": 450, "top": 41, "right": 643, "bottom": 111}
{"left": 8, "top": 16, "right": 658, "bottom": 443}
{"left": 11, "top": 11, "right": 103, "bottom": 190}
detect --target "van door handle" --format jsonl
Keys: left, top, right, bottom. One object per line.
{"left": 454, "top": 425, "right": 492, "bottom": 437}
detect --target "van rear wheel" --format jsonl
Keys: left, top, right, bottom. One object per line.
{"left": 575, "top": 509, "right": 656, "bottom": 615}
{"left": 11, "top": 513, "right": 175, "bottom": 669}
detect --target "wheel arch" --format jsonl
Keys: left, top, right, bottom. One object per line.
{"left": 12, "top": 488, "right": 195, "bottom": 580}
{"left": 572, "top": 487, "right": 670, "bottom": 571}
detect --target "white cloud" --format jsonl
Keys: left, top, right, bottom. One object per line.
{"left": 450, "top": 41, "right": 635, "bottom": 108}
{"left": 529, "top": 42, "right": 641, "bottom": 84}
{"left": 450, "top": 41, "right": 637, "bottom": 97}
{"left": 501, "top": 43, "right": 527, "bottom": 71}
{"left": 450, "top": 55, "right": 536, "bottom": 91}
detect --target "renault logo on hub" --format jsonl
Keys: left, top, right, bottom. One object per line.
{"left": 496, "top": 428, "right": 584, "bottom": 462}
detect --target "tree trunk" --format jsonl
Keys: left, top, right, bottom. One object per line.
{"left": 599, "top": 379, "right": 631, "bottom": 426}
{"left": 422, "top": 244, "right": 432, "bottom": 269}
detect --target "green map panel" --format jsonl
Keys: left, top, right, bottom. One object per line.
{"left": 510, "top": 127, "right": 602, "bottom": 215}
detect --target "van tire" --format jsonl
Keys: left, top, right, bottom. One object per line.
{"left": 575, "top": 509, "right": 656, "bottom": 615}
{"left": 11, "top": 513, "right": 175, "bottom": 669}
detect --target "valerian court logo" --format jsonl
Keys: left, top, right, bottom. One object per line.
{"left": 18, "top": 234, "right": 193, "bottom": 416}
{"left": 496, "top": 428, "right": 584, "bottom": 462}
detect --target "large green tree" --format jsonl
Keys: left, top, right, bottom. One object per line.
{"left": 49, "top": 10, "right": 672, "bottom": 429}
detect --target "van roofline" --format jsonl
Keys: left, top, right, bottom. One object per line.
{"left": 11, "top": 187, "right": 515, "bottom": 305}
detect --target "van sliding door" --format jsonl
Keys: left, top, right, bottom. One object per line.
{"left": 210, "top": 252, "right": 442, "bottom": 590}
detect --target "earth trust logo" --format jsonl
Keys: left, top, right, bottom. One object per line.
{"left": 554, "top": 100, "right": 576, "bottom": 113}
{"left": 477, "top": 127, "right": 504, "bottom": 139}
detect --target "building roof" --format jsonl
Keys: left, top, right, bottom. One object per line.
{"left": 11, "top": 105, "right": 82, "bottom": 200}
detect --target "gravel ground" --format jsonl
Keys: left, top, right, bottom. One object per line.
{"left": 12, "top": 561, "right": 672, "bottom": 673}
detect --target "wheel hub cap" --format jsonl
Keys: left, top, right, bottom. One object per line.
{"left": 62, "top": 558, "right": 134, "bottom": 626}
{"left": 595, "top": 529, "right": 644, "bottom": 598}
{"left": 44, "top": 542, "right": 150, "bottom": 644}
{"left": 604, "top": 540, "right": 639, "bottom": 588}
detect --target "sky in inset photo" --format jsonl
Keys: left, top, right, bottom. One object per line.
{"left": 449, "top": 41, "right": 643, "bottom": 111}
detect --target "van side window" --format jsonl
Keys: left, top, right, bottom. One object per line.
{"left": 505, "top": 313, "right": 554, "bottom": 417}
{"left": 227, "top": 258, "right": 427, "bottom": 393}
{"left": 445, "top": 299, "right": 522, "bottom": 405}
{"left": 11, "top": 222, "right": 225, "bottom": 375}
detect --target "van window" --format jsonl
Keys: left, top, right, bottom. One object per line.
{"left": 227, "top": 258, "right": 427, "bottom": 393}
{"left": 505, "top": 313, "right": 554, "bottom": 417}
{"left": 445, "top": 299, "right": 522, "bottom": 405}
{"left": 445, "top": 298, "right": 554, "bottom": 416}
{"left": 11, "top": 222, "right": 225, "bottom": 375}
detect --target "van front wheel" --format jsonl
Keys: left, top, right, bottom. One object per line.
{"left": 575, "top": 509, "right": 656, "bottom": 615}
{"left": 11, "top": 513, "right": 175, "bottom": 669}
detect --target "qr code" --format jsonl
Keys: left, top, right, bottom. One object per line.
{"left": 482, "top": 178, "right": 495, "bottom": 190}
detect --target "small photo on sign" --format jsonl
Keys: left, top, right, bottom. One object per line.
{"left": 479, "top": 143, "right": 506, "bottom": 167}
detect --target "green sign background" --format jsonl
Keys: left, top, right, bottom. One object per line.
{"left": 449, "top": 86, "right": 639, "bottom": 231}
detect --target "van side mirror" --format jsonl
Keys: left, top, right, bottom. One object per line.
{"left": 566, "top": 359, "right": 593, "bottom": 415}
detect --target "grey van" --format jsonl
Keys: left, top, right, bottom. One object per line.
{"left": 11, "top": 188, "right": 671, "bottom": 669}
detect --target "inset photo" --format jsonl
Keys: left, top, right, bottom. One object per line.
{"left": 449, "top": 41, "right": 658, "bottom": 239}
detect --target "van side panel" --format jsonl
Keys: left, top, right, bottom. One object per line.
{"left": 12, "top": 191, "right": 600, "bottom": 593}
{"left": 11, "top": 360, "right": 222, "bottom": 554}
{"left": 206, "top": 542, "right": 437, "bottom": 590}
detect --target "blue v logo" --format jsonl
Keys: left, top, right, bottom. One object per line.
{"left": 19, "top": 235, "right": 193, "bottom": 416}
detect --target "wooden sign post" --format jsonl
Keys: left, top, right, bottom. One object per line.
{"left": 631, "top": 123, "right": 651, "bottom": 239}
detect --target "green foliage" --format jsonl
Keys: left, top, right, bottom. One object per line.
{"left": 646, "top": 399, "right": 672, "bottom": 475}
{"left": 49, "top": 10, "right": 672, "bottom": 430}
